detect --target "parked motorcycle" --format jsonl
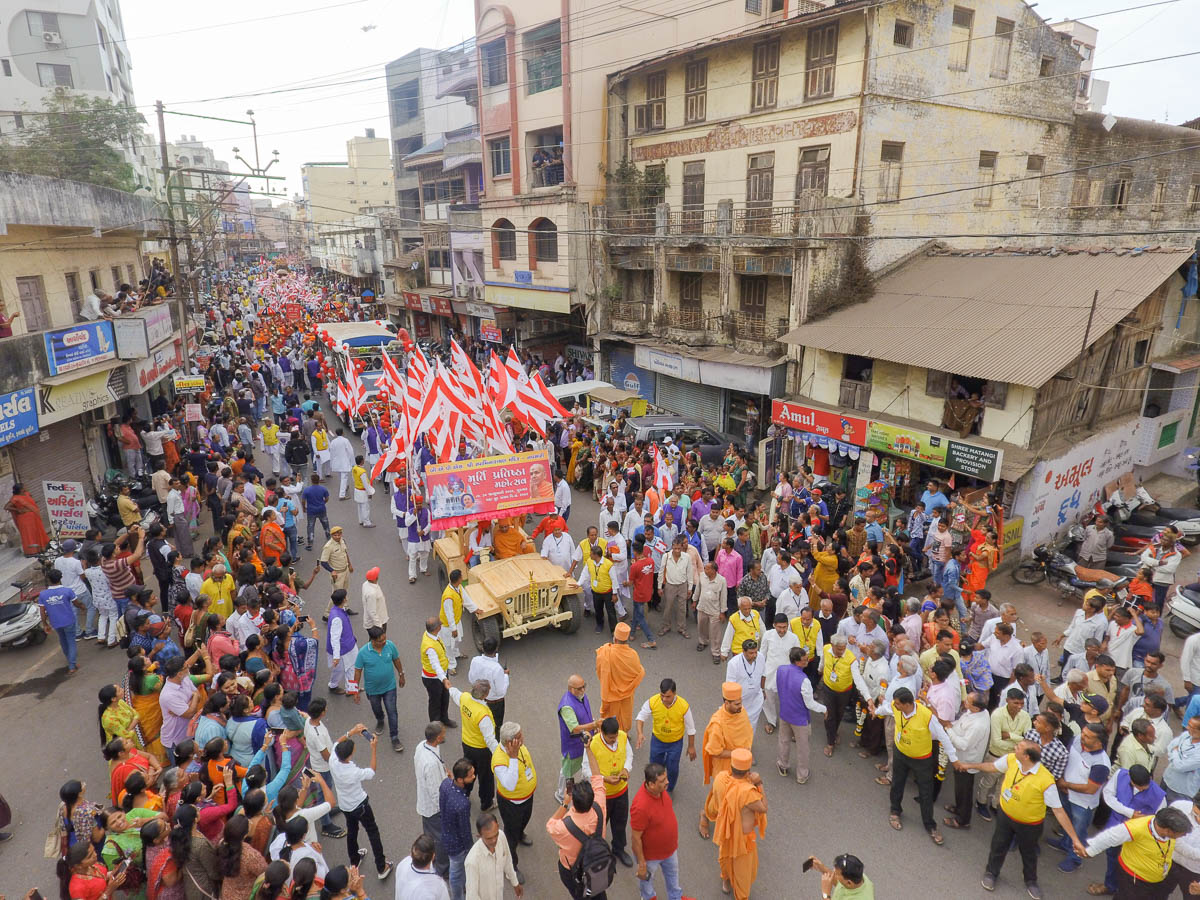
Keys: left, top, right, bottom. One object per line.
{"left": 1011, "top": 532, "right": 1133, "bottom": 604}
{"left": 87, "top": 489, "right": 159, "bottom": 535}
{"left": 1062, "top": 519, "right": 1145, "bottom": 570}
{"left": 1106, "top": 487, "right": 1200, "bottom": 545}
{"left": 0, "top": 591, "right": 46, "bottom": 649}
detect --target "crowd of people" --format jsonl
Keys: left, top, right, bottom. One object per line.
{"left": 17, "top": 262, "right": 1200, "bottom": 900}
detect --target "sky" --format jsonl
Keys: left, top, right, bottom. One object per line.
{"left": 120, "top": 0, "right": 1196, "bottom": 207}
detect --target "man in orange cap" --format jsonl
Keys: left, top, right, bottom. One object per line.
{"left": 711, "top": 747, "right": 767, "bottom": 900}
{"left": 699, "top": 682, "right": 754, "bottom": 840}
{"left": 595, "top": 622, "right": 645, "bottom": 732}
{"left": 361, "top": 566, "right": 388, "bottom": 632}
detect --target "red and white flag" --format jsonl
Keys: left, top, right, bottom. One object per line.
{"left": 481, "top": 395, "right": 515, "bottom": 455}
{"left": 379, "top": 348, "right": 405, "bottom": 409}
{"left": 369, "top": 404, "right": 408, "bottom": 481}
{"left": 652, "top": 443, "right": 674, "bottom": 493}
{"left": 345, "top": 364, "right": 367, "bottom": 415}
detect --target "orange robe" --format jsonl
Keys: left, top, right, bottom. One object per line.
{"left": 712, "top": 772, "right": 767, "bottom": 900}
{"left": 595, "top": 643, "right": 644, "bottom": 731}
{"left": 701, "top": 707, "right": 755, "bottom": 820}
{"left": 492, "top": 520, "right": 531, "bottom": 558}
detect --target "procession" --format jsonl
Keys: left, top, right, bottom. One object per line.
{"left": 1, "top": 256, "right": 1199, "bottom": 900}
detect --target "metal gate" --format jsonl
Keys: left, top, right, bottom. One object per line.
{"left": 654, "top": 374, "right": 722, "bottom": 430}
{"left": 10, "top": 419, "right": 91, "bottom": 513}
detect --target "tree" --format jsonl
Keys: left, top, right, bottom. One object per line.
{"left": 0, "top": 87, "right": 146, "bottom": 192}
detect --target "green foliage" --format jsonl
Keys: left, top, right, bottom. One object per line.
{"left": 608, "top": 158, "right": 669, "bottom": 214}
{"left": 0, "top": 87, "right": 146, "bottom": 191}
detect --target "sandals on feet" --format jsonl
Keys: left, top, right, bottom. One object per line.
{"left": 875, "top": 775, "right": 892, "bottom": 786}
{"left": 889, "top": 814, "right": 902, "bottom": 831}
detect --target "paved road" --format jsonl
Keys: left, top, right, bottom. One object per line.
{"left": 1, "top": 439, "right": 1195, "bottom": 899}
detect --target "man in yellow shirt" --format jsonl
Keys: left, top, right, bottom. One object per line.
{"left": 351, "top": 454, "right": 374, "bottom": 528}
{"left": 200, "top": 563, "right": 235, "bottom": 619}
{"left": 492, "top": 720, "right": 537, "bottom": 873}
{"left": 117, "top": 483, "right": 142, "bottom": 528}
{"left": 819, "top": 634, "right": 857, "bottom": 758}
{"left": 1081, "top": 807, "right": 1192, "bottom": 897}
{"left": 587, "top": 545, "right": 617, "bottom": 635}
{"left": 634, "top": 677, "right": 696, "bottom": 792}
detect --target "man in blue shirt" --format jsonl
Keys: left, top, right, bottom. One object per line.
{"left": 941, "top": 547, "right": 968, "bottom": 621}
{"left": 864, "top": 509, "right": 886, "bottom": 546}
{"left": 38, "top": 568, "right": 82, "bottom": 673}
{"left": 919, "top": 480, "right": 949, "bottom": 515}
{"left": 439, "top": 758, "right": 477, "bottom": 900}
{"left": 354, "top": 627, "right": 406, "bottom": 753}
{"left": 274, "top": 477, "right": 301, "bottom": 559}
{"left": 301, "top": 473, "right": 331, "bottom": 551}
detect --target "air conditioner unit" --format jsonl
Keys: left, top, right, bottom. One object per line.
{"left": 42, "top": 31, "right": 63, "bottom": 45}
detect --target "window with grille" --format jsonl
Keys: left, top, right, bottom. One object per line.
{"left": 797, "top": 146, "right": 830, "bottom": 196}
{"left": 524, "top": 22, "right": 562, "bottom": 94}
{"left": 37, "top": 63, "right": 73, "bottom": 88}
{"left": 682, "top": 161, "right": 705, "bottom": 229}
{"left": 949, "top": 7, "right": 973, "bottom": 71}
{"left": 1039, "top": 56, "right": 1055, "bottom": 77}
{"left": 879, "top": 142, "right": 903, "bottom": 202}
{"left": 685, "top": 60, "right": 707, "bottom": 124}
{"left": 1110, "top": 167, "right": 1132, "bottom": 210}
{"left": 489, "top": 137, "right": 511, "bottom": 177}
{"left": 745, "top": 0, "right": 762, "bottom": 12}
{"left": 893, "top": 20, "right": 913, "bottom": 47}
{"left": 65, "top": 272, "right": 81, "bottom": 318}
{"left": 746, "top": 153, "right": 775, "bottom": 210}
{"left": 990, "top": 19, "right": 1014, "bottom": 78}
{"left": 642, "top": 72, "right": 666, "bottom": 131}
{"left": 805, "top": 24, "right": 838, "bottom": 99}
{"left": 750, "top": 41, "right": 779, "bottom": 111}
{"left": 1188, "top": 178, "right": 1200, "bottom": 213}
{"left": 975, "top": 151, "right": 998, "bottom": 206}
{"left": 494, "top": 219, "right": 516, "bottom": 261}
{"left": 482, "top": 38, "right": 507, "bottom": 87}
{"left": 1022, "top": 155, "right": 1044, "bottom": 207}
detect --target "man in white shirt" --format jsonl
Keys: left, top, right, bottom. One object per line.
{"left": 1179, "top": 631, "right": 1200, "bottom": 716}
{"left": 413, "top": 722, "right": 451, "bottom": 878}
{"left": 464, "top": 811, "right": 522, "bottom": 900}
{"left": 165, "top": 478, "right": 193, "bottom": 557}
{"left": 1054, "top": 593, "right": 1109, "bottom": 679}
{"left": 760, "top": 535, "right": 782, "bottom": 581}
{"left": 767, "top": 552, "right": 799, "bottom": 602}
{"left": 598, "top": 494, "right": 622, "bottom": 536}
{"left": 303, "top": 698, "right": 348, "bottom": 839}
{"left": 54, "top": 540, "right": 93, "bottom": 638}
{"left": 775, "top": 575, "right": 808, "bottom": 622}
{"left": 761, "top": 615, "right": 801, "bottom": 732}
{"left": 468, "top": 638, "right": 510, "bottom": 725}
{"left": 602, "top": 483, "right": 627, "bottom": 517}
{"left": 393, "top": 833, "right": 450, "bottom": 900}
{"left": 725, "top": 640, "right": 766, "bottom": 729}
{"left": 1119, "top": 693, "right": 1173, "bottom": 767}
{"left": 328, "top": 428, "right": 356, "bottom": 499}
{"left": 657, "top": 537, "right": 694, "bottom": 639}
{"left": 944, "top": 691, "right": 991, "bottom": 830}
{"left": 330, "top": 726, "right": 393, "bottom": 879}
{"left": 361, "top": 567, "right": 389, "bottom": 632}
{"left": 983, "top": 623, "right": 1026, "bottom": 707}
{"left": 622, "top": 495, "right": 648, "bottom": 543}
{"left": 553, "top": 471, "right": 572, "bottom": 522}
{"left": 540, "top": 521, "right": 575, "bottom": 574}
{"left": 79, "top": 292, "right": 103, "bottom": 321}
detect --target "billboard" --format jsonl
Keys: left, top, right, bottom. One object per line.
{"left": 425, "top": 449, "right": 556, "bottom": 529}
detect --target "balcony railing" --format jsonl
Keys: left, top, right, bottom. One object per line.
{"left": 728, "top": 312, "right": 788, "bottom": 341}
{"left": 609, "top": 300, "right": 649, "bottom": 322}
{"left": 608, "top": 212, "right": 657, "bottom": 235}
{"left": 665, "top": 211, "right": 720, "bottom": 235}
{"left": 675, "top": 307, "right": 707, "bottom": 331}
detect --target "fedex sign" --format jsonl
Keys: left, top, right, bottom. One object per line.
{"left": 771, "top": 399, "right": 867, "bottom": 445}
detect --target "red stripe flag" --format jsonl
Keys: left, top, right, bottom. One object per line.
{"left": 379, "top": 348, "right": 405, "bottom": 409}
{"left": 652, "top": 443, "right": 674, "bottom": 493}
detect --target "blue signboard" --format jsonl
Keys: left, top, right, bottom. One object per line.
{"left": 607, "top": 348, "right": 656, "bottom": 403}
{"left": 514, "top": 270, "right": 533, "bottom": 284}
{"left": 44, "top": 321, "right": 116, "bottom": 376}
{"left": 0, "top": 387, "right": 39, "bottom": 447}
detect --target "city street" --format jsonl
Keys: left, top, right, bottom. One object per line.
{"left": 0, "top": 448, "right": 1194, "bottom": 900}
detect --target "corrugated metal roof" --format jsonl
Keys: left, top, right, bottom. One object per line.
{"left": 781, "top": 247, "right": 1194, "bottom": 388}
{"left": 596, "top": 333, "right": 785, "bottom": 368}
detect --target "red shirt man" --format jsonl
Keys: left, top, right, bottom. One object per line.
{"left": 630, "top": 546, "right": 655, "bottom": 606}
{"left": 630, "top": 763, "right": 690, "bottom": 896}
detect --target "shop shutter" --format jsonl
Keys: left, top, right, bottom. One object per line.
{"left": 10, "top": 419, "right": 90, "bottom": 513}
{"left": 655, "top": 374, "right": 722, "bottom": 430}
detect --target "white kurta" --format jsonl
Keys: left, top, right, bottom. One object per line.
{"left": 726, "top": 652, "right": 766, "bottom": 728}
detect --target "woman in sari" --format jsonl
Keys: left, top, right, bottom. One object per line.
{"left": 5, "top": 483, "right": 48, "bottom": 555}
{"left": 143, "top": 817, "right": 184, "bottom": 900}
{"left": 270, "top": 620, "right": 319, "bottom": 712}
{"left": 246, "top": 860, "right": 289, "bottom": 900}
{"left": 565, "top": 435, "right": 584, "bottom": 486}
{"left": 287, "top": 858, "right": 323, "bottom": 900}
{"left": 99, "top": 684, "right": 139, "bottom": 746}
{"left": 57, "top": 780, "right": 103, "bottom": 854}
{"left": 104, "top": 738, "right": 162, "bottom": 805}
{"left": 963, "top": 528, "right": 1000, "bottom": 606}
{"left": 125, "top": 656, "right": 167, "bottom": 763}
{"left": 163, "top": 430, "right": 182, "bottom": 477}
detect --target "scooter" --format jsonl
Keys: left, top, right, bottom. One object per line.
{"left": 0, "top": 576, "right": 52, "bottom": 650}
{"left": 1063, "top": 518, "right": 1145, "bottom": 569}
{"left": 1166, "top": 584, "right": 1200, "bottom": 638}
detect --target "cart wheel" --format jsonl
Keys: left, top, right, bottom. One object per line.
{"left": 471, "top": 611, "right": 501, "bottom": 653}
{"left": 560, "top": 592, "right": 583, "bottom": 635}
{"left": 1011, "top": 563, "right": 1046, "bottom": 585}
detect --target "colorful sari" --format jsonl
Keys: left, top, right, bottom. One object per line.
{"left": 963, "top": 531, "right": 999, "bottom": 605}
{"left": 6, "top": 490, "right": 49, "bottom": 555}
{"left": 124, "top": 670, "right": 167, "bottom": 763}
{"left": 145, "top": 842, "right": 184, "bottom": 900}
{"left": 101, "top": 700, "right": 139, "bottom": 744}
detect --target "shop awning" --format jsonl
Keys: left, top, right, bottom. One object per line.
{"left": 1152, "top": 354, "right": 1200, "bottom": 374}
{"left": 40, "top": 358, "right": 124, "bottom": 386}
{"left": 780, "top": 246, "right": 1195, "bottom": 389}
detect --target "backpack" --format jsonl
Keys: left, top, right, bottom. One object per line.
{"left": 563, "top": 805, "right": 616, "bottom": 897}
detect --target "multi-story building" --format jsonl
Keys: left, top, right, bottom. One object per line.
{"left": 384, "top": 45, "right": 478, "bottom": 236}
{"left": 1051, "top": 19, "right": 1108, "bottom": 112}
{"left": 310, "top": 214, "right": 387, "bottom": 299}
{"left": 0, "top": 171, "right": 190, "bottom": 588}
{"left": 300, "top": 131, "right": 394, "bottom": 228}
{"left": 473, "top": 0, "right": 781, "bottom": 359}
{"left": 596, "top": 0, "right": 1200, "bottom": 462}
{"left": 0, "top": 1, "right": 157, "bottom": 188}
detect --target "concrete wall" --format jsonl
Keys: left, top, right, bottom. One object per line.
{"left": 0, "top": 170, "right": 164, "bottom": 231}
